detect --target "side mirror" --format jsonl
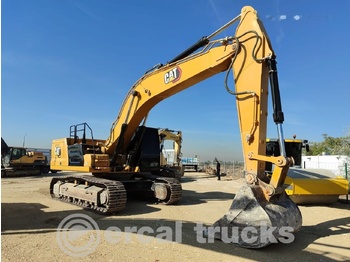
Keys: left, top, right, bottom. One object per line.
{"left": 305, "top": 144, "right": 310, "bottom": 152}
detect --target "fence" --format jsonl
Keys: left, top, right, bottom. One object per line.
{"left": 202, "top": 161, "right": 245, "bottom": 179}
{"left": 201, "top": 160, "right": 350, "bottom": 181}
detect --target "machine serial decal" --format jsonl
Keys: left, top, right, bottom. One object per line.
{"left": 164, "top": 66, "right": 182, "bottom": 84}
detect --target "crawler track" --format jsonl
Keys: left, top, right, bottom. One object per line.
{"left": 154, "top": 177, "right": 182, "bottom": 204}
{"left": 50, "top": 175, "right": 127, "bottom": 214}
{"left": 50, "top": 174, "right": 182, "bottom": 215}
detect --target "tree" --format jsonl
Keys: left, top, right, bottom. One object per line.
{"left": 306, "top": 128, "right": 350, "bottom": 156}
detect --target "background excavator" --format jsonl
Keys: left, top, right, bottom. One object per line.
{"left": 1, "top": 137, "right": 53, "bottom": 177}
{"left": 158, "top": 128, "right": 184, "bottom": 179}
{"left": 50, "top": 6, "right": 301, "bottom": 248}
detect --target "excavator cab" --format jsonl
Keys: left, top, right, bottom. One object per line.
{"left": 126, "top": 126, "right": 161, "bottom": 172}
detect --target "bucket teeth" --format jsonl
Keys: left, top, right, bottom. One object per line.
{"left": 205, "top": 184, "right": 302, "bottom": 248}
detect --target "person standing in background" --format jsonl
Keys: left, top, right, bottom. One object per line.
{"left": 215, "top": 158, "right": 221, "bottom": 180}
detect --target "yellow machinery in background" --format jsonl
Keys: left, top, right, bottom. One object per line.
{"left": 266, "top": 138, "right": 349, "bottom": 204}
{"left": 158, "top": 128, "right": 184, "bottom": 179}
{"left": 1, "top": 137, "right": 52, "bottom": 177}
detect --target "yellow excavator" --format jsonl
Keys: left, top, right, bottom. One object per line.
{"left": 158, "top": 128, "right": 184, "bottom": 179}
{"left": 1, "top": 137, "right": 52, "bottom": 177}
{"left": 50, "top": 6, "right": 302, "bottom": 248}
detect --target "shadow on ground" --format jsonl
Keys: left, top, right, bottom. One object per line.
{"left": 2, "top": 200, "right": 349, "bottom": 261}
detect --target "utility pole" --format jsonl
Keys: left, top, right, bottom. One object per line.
{"left": 23, "top": 134, "right": 27, "bottom": 147}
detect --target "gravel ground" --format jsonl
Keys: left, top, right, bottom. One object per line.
{"left": 1, "top": 172, "right": 350, "bottom": 262}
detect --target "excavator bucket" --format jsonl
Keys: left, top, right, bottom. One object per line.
{"left": 206, "top": 184, "right": 302, "bottom": 248}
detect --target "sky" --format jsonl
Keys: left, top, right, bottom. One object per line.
{"left": 2, "top": 0, "right": 350, "bottom": 161}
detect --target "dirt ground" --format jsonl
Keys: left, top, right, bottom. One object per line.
{"left": 1, "top": 172, "right": 350, "bottom": 262}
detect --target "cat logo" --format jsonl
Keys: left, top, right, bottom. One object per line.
{"left": 164, "top": 66, "right": 182, "bottom": 84}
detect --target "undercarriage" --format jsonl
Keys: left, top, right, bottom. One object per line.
{"left": 50, "top": 172, "right": 182, "bottom": 214}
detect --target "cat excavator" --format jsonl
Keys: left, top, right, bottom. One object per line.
{"left": 50, "top": 6, "right": 302, "bottom": 248}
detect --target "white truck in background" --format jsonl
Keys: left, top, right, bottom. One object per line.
{"left": 181, "top": 156, "right": 200, "bottom": 172}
